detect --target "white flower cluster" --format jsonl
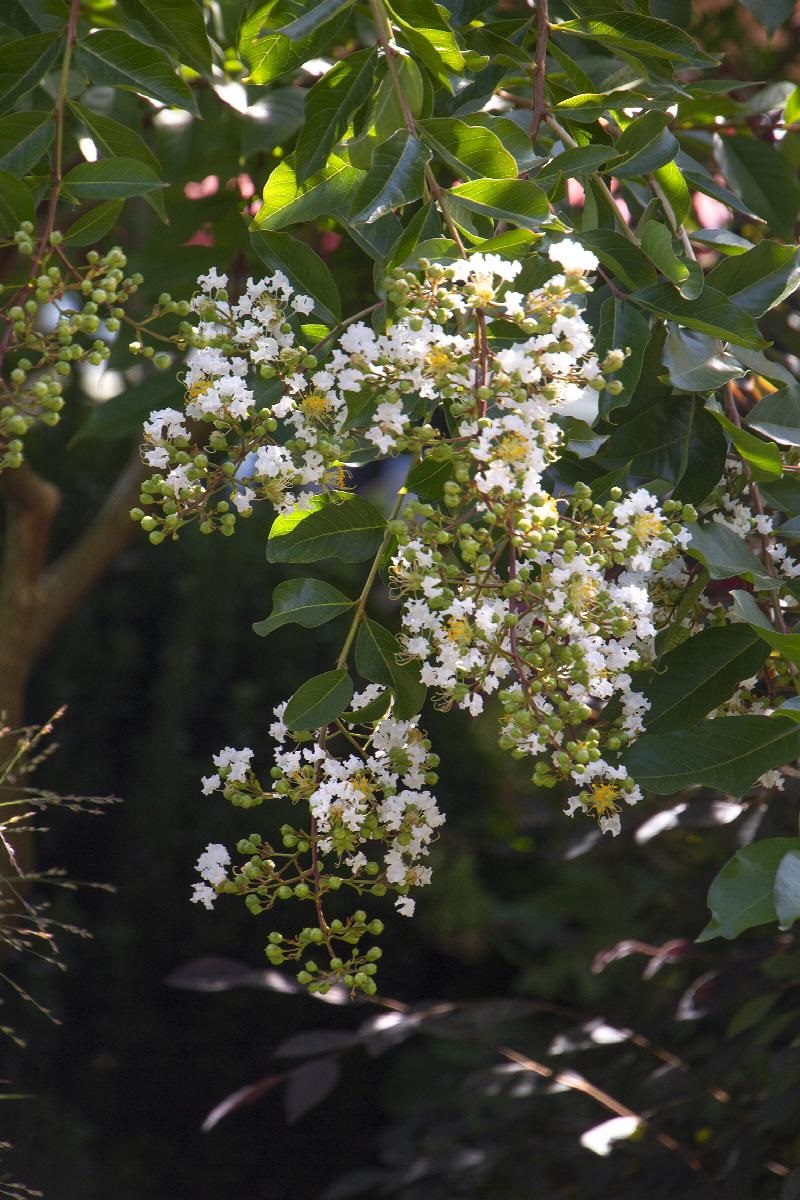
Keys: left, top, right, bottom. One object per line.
{"left": 191, "top": 842, "right": 231, "bottom": 910}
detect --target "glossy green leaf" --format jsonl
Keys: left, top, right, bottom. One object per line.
{"left": 578, "top": 230, "right": 657, "bottom": 291}
{"left": 76, "top": 30, "right": 198, "bottom": 113}
{"left": 278, "top": 0, "right": 354, "bottom": 40}
{"left": 117, "top": 0, "right": 212, "bottom": 74}
{"left": 624, "top": 717, "right": 800, "bottom": 795}
{"left": 295, "top": 49, "right": 377, "bottom": 184}
{"left": 687, "top": 522, "right": 780, "bottom": 590}
{"left": 631, "top": 283, "right": 767, "bottom": 350}
{"left": 349, "top": 131, "right": 431, "bottom": 225}
{"left": 712, "top": 411, "right": 783, "bottom": 481}
{"left": 355, "top": 618, "right": 425, "bottom": 720}
{"left": 239, "top": 0, "right": 351, "bottom": 85}
{"left": 69, "top": 101, "right": 161, "bottom": 175}
{"left": 253, "top": 579, "right": 353, "bottom": 638}
{"left": 662, "top": 328, "right": 744, "bottom": 393}
{"left": 698, "top": 838, "right": 800, "bottom": 942}
{"left": 537, "top": 144, "right": 620, "bottom": 180}
{"left": 0, "top": 170, "right": 35, "bottom": 234}
{"left": 0, "top": 33, "right": 60, "bottom": 115}
{"left": 600, "top": 398, "right": 726, "bottom": 502}
{"left": 730, "top": 590, "right": 800, "bottom": 665}
{"left": 389, "top": 0, "right": 465, "bottom": 86}
{"left": 630, "top": 625, "right": 768, "bottom": 734}
{"left": 596, "top": 297, "right": 650, "bottom": 411}
{"left": 63, "top": 157, "right": 164, "bottom": 200}
{"left": 406, "top": 456, "right": 453, "bottom": 502}
{"left": 266, "top": 492, "right": 386, "bottom": 564}
{"left": 341, "top": 688, "right": 392, "bottom": 724}
{"left": 283, "top": 669, "right": 354, "bottom": 731}
{"left": 418, "top": 118, "right": 517, "bottom": 180}
{"left": 446, "top": 178, "right": 549, "bottom": 232}
{"left": 250, "top": 230, "right": 341, "bottom": 326}
{"left": 254, "top": 154, "right": 364, "bottom": 230}
{"left": 640, "top": 221, "right": 689, "bottom": 285}
{"left": 552, "top": 12, "right": 716, "bottom": 65}
{"left": 0, "top": 110, "right": 54, "bottom": 175}
{"left": 63, "top": 199, "right": 124, "bottom": 246}
{"left": 745, "top": 388, "right": 800, "bottom": 446}
{"left": 716, "top": 135, "right": 800, "bottom": 241}
{"left": 652, "top": 160, "right": 691, "bottom": 228}
{"left": 613, "top": 113, "right": 679, "bottom": 179}
{"left": 690, "top": 228, "right": 754, "bottom": 256}
{"left": 706, "top": 241, "right": 800, "bottom": 317}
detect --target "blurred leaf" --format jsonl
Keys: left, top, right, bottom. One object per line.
{"left": 0, "top": 110, "right": 54, "bottom": 175}
{"left": 274, "top": 1030, "right": 358, "bottom": 1058}
{"left": 740, "top": 0, "right": 795, "bottom": 35}
{"left": 662, "top": 328, "right": 744, "bottom": 392}
{"left": 76, "top": 30, "right": 199, "bottom": 114}
{"left": 349, "top": 131, "right": 431, "bottom": 224}
{"left": 63, "top": 157, "right": 165, "bottom": 200}
{"left": 775, "top": 850, "right": 800, "bottom": 931}
{"left": 745, "top": 388, "right": 800, "bottom": 445}
{"left": 624, "top": 717, "right": 800, "bottom": 795}
{"left": 295, "top": 49, "right": 377, "bottom": 184}
{"left": 253, "top": 578, "right": 353, "bottom": 638}
{"left": 63, "top": 198, "right": 124, "bottom": 245}
{"left": 284, "top": 669, "right": 354, "bottom": 730}
{"left": 73, "top": 370, "right": 179, "bottom": 442}
{"left": 202, "top": 1075, "right": 284, "bottom": 1132}
{"left": 250, "top": 230, "right": 342, "bottom": 326}
{"left": 355, "top": 618, "right": 425, "bottom": 719}
{"left": 716, "top": 135, "right": 800, "bottom": 241}
{"left": 0, "top": 33, "right": 60, "bottom": 115}
{"left": 698, "top": 838, "right": 800, "bottom": 941}
{"left": 0, "top": 170, "right": 35, "bottom": 234}
{"left": 730, "top": 590, "right": 800, "bottom": 665}
{"left": 688, "top": 522, "right": 781, "bottom": 590}
{"left": 117, "top": 0, "right": 212, "bottom": 74}
{"left": 631, "top": 283, "right": 767, "bottom": 350}
{"left": 632, "top": 625, "right": 769, "bottom": 734}
{"left": 266, "top": 492, "right": 386, "bottom": 563}
{"left": 278, "top": 0, "right": 354, "bottom": 41}
{"left": 285, "top": 1057, "right": 340, "bottom": 1124}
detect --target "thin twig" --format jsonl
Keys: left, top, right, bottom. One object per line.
{"left": 530, "top": 0, "right": 550, "bottom": 143}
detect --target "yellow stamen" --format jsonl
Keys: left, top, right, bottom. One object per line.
{"left": 188, "top": 378, "right": 214, "bottom": 399}
{"left": 495, "top": 432, "right": 530, "bottom": 464}
{"left": 300, "top": 389, "right": 330, "bottom": 420}
{"left": 631, "top": 511, "right": 663, "bottom": 541}
{"left": 587, "top": 782, "right": 620, "bottom": 819}
{"left": 446, "top": 616, "right": 472, "bottom": 645}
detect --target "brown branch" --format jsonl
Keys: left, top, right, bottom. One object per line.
{"left": 530, "top": 0, "right": 549, "bottom": 143}
{"left": 30, "top": 450, "right": 146, "bottom": 658}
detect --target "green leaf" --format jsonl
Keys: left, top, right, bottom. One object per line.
{"left": 250, "top": 230, "right": 341, "bottom": 327}
{"left": 72, "top": 370, "right": 179, "bottom": 442}
{"left": 578, "top": 230, "right": 657, "bottom": 291}
{"left": 76, "top": 30, "right": 198, "bottom": 114}
{"left": 278, "top": 0, "right": 354, "bottom": 40}
{"left": 63, "top": 157, "right": 165, "bottom": 200}
{"left": 640, "top": 221, "right": 689, "bottom": 285}
{"left": 341, "top": 688, "right": 392, "bottom": 723}
{"left": 239, "top": 0, "right": 351, "bottom": 85}
{"left": 294, "top": 49, "right": 377, "bottom": 184}
{"left": 600, "top": 398, "right": 726, "bottom": 501}
{"left": 613, "top": 112, "right": 679, "bottom": 179}
{"left": 0, "top": 33, "right": 60, "bottom": 115}
{"left": 63, "top": 199, "right": 124, "bottom": 246}
{"left": 446, "top": 178, "right": 549, "bottom": 233}
{"left": 745, "top": 388, "right": 800, "bottom": 446}
{"left": 706, "top": 241, "right": 800, "bottom": 317}
{"left": 349, "top": 131, "right": 431, "bottom": 225}
{"left": 406, "top": 456, "right": 453, "bottom": 502}
{"left": 0, "top": 170, "right": 34, "bottom": 234}
{"left": 266, "top": 492, "right": 386, "bottom": 564}
{"left": 418, "top": 118, "right": 517, "bottom": 180}
{"left": 624, "top": 716, "right": 800, "bottom": 795}
{"left": 774, "top": 849, "right": 800, "bottom": 930}
{"left": 687, "top": 522, "right": 780, "bottom": 590}
{"left": 117, "top": 0, "right": 212, "bottom": 74}
{"left": 712, "top": 411, "right": 783, "bottom": 482}
{"left": 651, "top": 160, "right": 691, "bottom": 228}
{"left": 253, "top": 578, "right": 353, "bottom": 638}
{"left": 283, "top": 669, "right": 354, "bottom": 731}
{"left": 740, "top": 0, "right": 795, "bottom": 35}
{"left": 355, "top": 618, "right": 425, "bottom": 720}
{"left": 596, "top": 297, "right": 650, "bottom": 411}
{"left": 552, "top": 12, "right": 716, "bottom": 65}
{"left": 629, "top": 625, "right": 768, "bottom": 734}
{"left": 690, "top": 228, "right": 754, "bottom": 256}
{"left": 662, "top": 328, "right": 745, "bottom": 393}
{"left": 0, "top": 110, "right": 54, "bottom": 175}
{"left": 631, "top": 283, "right": 767, "bottom": 350}
{"left": 730, "top": 590, "right": 800, "bottom": 666}
{"left": 253, "top": 153, "right": 364, "bottom": 231}
{"left": 389, "top": 0, "right": 465, "bottom": 87}
{"left": 698, "top": 838, "right": 800, "bottom": 942}
{"left": 68, "top": 100, "right": 161, "bottom": 175}
{"left": 716, "top": 135, "right": 800, "bottom": 241}
{"left": 536, "top": 144, "right": 620, "bottom": 180}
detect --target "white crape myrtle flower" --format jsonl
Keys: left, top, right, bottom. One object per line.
{"left": 212, "top": 745, "right": 253, "bottom": 783}
{"left": 564, "top": 763, "right": 643, "bottom": 837}
{"left": 191, "top": 842, "right": 231, "bottom": 909}
{"left": 547, "top": 238, "right": 600, "bottom": 276}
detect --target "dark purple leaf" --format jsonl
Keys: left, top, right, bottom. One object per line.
{"left": 284, "top": 1056, "right": 340, "bottom": 1124}
{"left": 202, "top": 1074, "right": 284, "bottom": 1132}
{"left": 166, "top": 956, "right": 351, "bottom": 1003}
{"left": 274, "top": 1030, "right": 358, "bottom": 1059}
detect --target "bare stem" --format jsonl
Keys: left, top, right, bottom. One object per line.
{"left": 530, "top": 0, "right": 550, "bottom": 143}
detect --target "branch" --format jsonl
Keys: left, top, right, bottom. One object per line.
{"left": 30, "top": 450, "right": 146, "bottom": 656}
{"left": 530, "top": 0, "right": 549, "bottom": 143}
